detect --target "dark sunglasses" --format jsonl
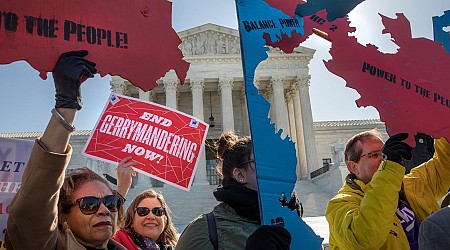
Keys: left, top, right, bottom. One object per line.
{"left": 135, "top": 207, "right": 166, "bottom": 217}
{"left": 65, "top": 195, "right": 123, "bottom": 215}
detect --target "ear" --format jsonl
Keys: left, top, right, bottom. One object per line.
{"left": 232, "top": 167, "right": 246, "bottom": 184}
{"left": 347, "top": 161, "right": 359, "bottom": 176}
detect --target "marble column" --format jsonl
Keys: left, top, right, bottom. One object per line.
{"left": 190, "top": 79, "right": 208, "bottom": 185}
{"left": 163, "top": 70, "right": 180, "bottom": 109}
{"left": 291, "top": 84, "right": 308, "bottom": 179}
{"left": 298, "top": 75, "right": 320, "bottom": 177}
{"left": 110, "top": 76, "right": 128, "bottom": 95}
{"left": 265, "top": 86, "right": 275, "bottom": 124}
{"left": 241, "top": 85, "right": 250, "bottom": 135}
{"left": 219, "top": 78, "right": 234, "bottom": 131}
{"left": 285, "top": 91, "right": 297, "bottom": 143}
{"left": 271, "top": 77, "right": 289, "bottom": 139}
{"left": 164, "top": 80, "right": 179, "bottom": 109}
{"left": 139, "top": 89, "right": 156, "bottom": 102}
{"left": 138, "top": 89, "right": 150, "bottom": 101}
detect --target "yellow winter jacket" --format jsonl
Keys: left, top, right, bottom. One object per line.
{"left": 326, "top": 138, "right": 450, "bottom": 250}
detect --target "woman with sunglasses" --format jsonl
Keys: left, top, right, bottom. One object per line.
{"left": 6, "top": 51, "right": 127, "bottom": 249}
{"left": 177, "top": 130, "right": 260, "bottom": 250}
{"left": 113, "top": 189, "right": 178, "bottom": 250}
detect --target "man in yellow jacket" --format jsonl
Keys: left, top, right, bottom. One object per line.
{"left": 326, "top": 130, "right": 450, "bottom": 249}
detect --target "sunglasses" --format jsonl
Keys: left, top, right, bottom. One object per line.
{"left": 65, "top": 195, "right": 123, "bottom": 215}
{"left": 135, "top": 207, "right": 166, "bottom": 217}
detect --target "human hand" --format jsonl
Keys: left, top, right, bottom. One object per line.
{"left": 382, "top": 133, "right": 413, "bottom": 164}
{"left": 52, "top": 50, "right": 97, "bottom": 110}
{"left": 246, "top": 225, "right": 291, "bottom": 250}
{"left": 278, "top": 191, "right": 303, "bottom": 217}
{"left": 116, "top": 156, "right": 138, "bottom": 198}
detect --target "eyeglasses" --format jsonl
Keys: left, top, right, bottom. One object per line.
{"left": 65, "top": 195, "right": 122, "bottom": 215}
{"left": 240, "top": 159, "right": 255, "bottom": 166}
{"left": 359, "top": 150, "right": 383, "bottom": 160}
{"left": 135, "top": 207, "right": 166, "bottom": 217}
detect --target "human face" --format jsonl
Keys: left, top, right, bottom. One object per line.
{"left": 64, "top": 181, "right": 117, "bottom": 249}
{"left": 349, "top": 138, "right": 384, "bottom": 184}
{"left": 244, "top": 160, "right": 258, "bottom": 191}
{"left": 132, "top": 197, "right": 166, "bottom": 241}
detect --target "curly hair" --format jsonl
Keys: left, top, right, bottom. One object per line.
{"left": 120, "top": 189, "right": 178, "bottom": 247}
{"left": 58, "top": 168, "right": 124, "bottom": 228}
{"left": 215, "top": 130, "right": 253, "bottom": 183}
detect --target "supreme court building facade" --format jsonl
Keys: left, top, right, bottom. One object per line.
{"left": 0, "top": 24, "right": 388, "bottom": 231}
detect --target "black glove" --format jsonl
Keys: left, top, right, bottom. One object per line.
{"left": 278, "top": 191, "right": 303, "bottom": 217}
{"left": 245, "top": 225, "right": 291, "bottom": 250}
{"left": 52, "top": 50, "right": 97, "bottom": 110}
{"left": 382, "top": 133, "right": 413, "bottom": 164}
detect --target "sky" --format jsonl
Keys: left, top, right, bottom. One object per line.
{"left": 0, "top": 0, "right": 449, "bottom": 133}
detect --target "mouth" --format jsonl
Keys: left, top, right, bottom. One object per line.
{"left": 93, "top": 221, "right": 112, "bottom": 227}
{"left": 143, "top": 223, "right": 158, "bottom": 227}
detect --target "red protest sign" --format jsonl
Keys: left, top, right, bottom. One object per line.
{"left": 82, "top": 93, "right": 209, "bottom": 191}
{"left": 0, "top": 0, "right": 189, "bottom": 91}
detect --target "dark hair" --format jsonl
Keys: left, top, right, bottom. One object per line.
{"left": 58, "top": 168, "right": 121, "bottom": 226}
{"left": 120, "top": 189, "right": 178, "bottom": 246}
{"left": 215, "top": 130, "right": 253, "bottom": 183}
{"left": 345, "top": 129, "right": 382, "bottom": 163}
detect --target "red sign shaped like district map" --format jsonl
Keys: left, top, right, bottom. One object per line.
{"left": 264, "top": 0, "right": 450, "bottom": 145}
{"left": 83, "top": 93, "right": 209, "bottom": 191}
{"left": 0, "top": 0, "right": 189, "bottom": 91}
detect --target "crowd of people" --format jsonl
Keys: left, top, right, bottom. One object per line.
{"left": 4, "top": 51, "right": 450, "bottom": 250}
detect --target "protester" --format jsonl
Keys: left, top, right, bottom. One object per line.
{"left": 113, "top": 189, "right": 178, "bottom": 250}
{"left": 418, "top": 205, "right": 450, "bottom": 249}
{"left": 5, "top": 50, "right": 127, "bottom": 249}
{"left": 176, "top": 130, "right": 260, "bottom": 250}
{"left": 326, "top": 130, "right": 450, "bottom": 249}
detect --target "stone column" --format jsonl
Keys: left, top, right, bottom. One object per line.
{"left": 164, "top": 80, "right": 179, "bottom": 109}
{"left": 298, "top": 75, "right": 320, "bottom": 177}
{"left": 271, "top": 77, "right": 289, "bottom": 139}
{"left": 241, "top": 85, "right": 250, "bottom": 135}
{"left": 110, "top": 76, "right": 128, "bottom": 95}
{"left": 190, "top": 79, "right": 208, "bottom": 185}
{"left": 138, "top": 89, "right": 150, "bottom": 101}
{"left": 264, "top": 86, "right": 275, "bottom": 125}
{"left": 163, "top": 70, "right": 180, "bottom": 109}
{"left": 291, "top": 84, "right": 308, "bottom": 179}
{"left": 285, "top": 91, "right": 297, "bottom": 143}
{"left": 219, "top": 78, "right": 234, "bottom": 131}
{"left": 139, "top": 89, "right": 156, "bottom": 102}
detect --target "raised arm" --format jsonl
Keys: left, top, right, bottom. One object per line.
{"left": 5, "top": 50, "right": 97, "bottom": 249}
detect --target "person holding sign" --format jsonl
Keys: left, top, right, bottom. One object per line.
{"left": 5, "top": 51, "right": 127, "bottom": 250}
{"left": 326, "top": 130, "right": 450, "bottom": 249}
{"left": 177, "top": 131, "right": 260, "bottom": 250}
{"left": 113, "top": 189, "right": 178, "bottom": 250}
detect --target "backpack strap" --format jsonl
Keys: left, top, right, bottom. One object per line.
{"left": 205, "top": 211, "right": 218, "bottom": 250}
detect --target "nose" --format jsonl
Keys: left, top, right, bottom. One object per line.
{"left": 96, "top": 202, "right": 111, "bottom": 215}
{"left": 146, "top": 211, "right": 156, "bottom": 220}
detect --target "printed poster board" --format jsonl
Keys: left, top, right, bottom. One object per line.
{"left": 82, "top": 93, "right": 209, "bottom": 191}
{"left": 0, "top": 137, "right": 34, "bottom": 249}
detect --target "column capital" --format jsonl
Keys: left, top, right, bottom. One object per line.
{"left": 218, "top": 78, "right": 234, "bottom": 90}
{"left": 295, "top": 75, "right": 311, "bottom": 88}
{"left": 285, "top": 90, "right": 294, "bottom": 102}
{"left": 190, "top": 78, "right": 205, "bottom": 92}
{"left": 253, "top": 77, "right": 261, "bottom": 90}
{"left": 271, "top": 76, "right": 285, "bottom": 88}
{"left": 163, "top": 80, "right": 179, "bottom": 91}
